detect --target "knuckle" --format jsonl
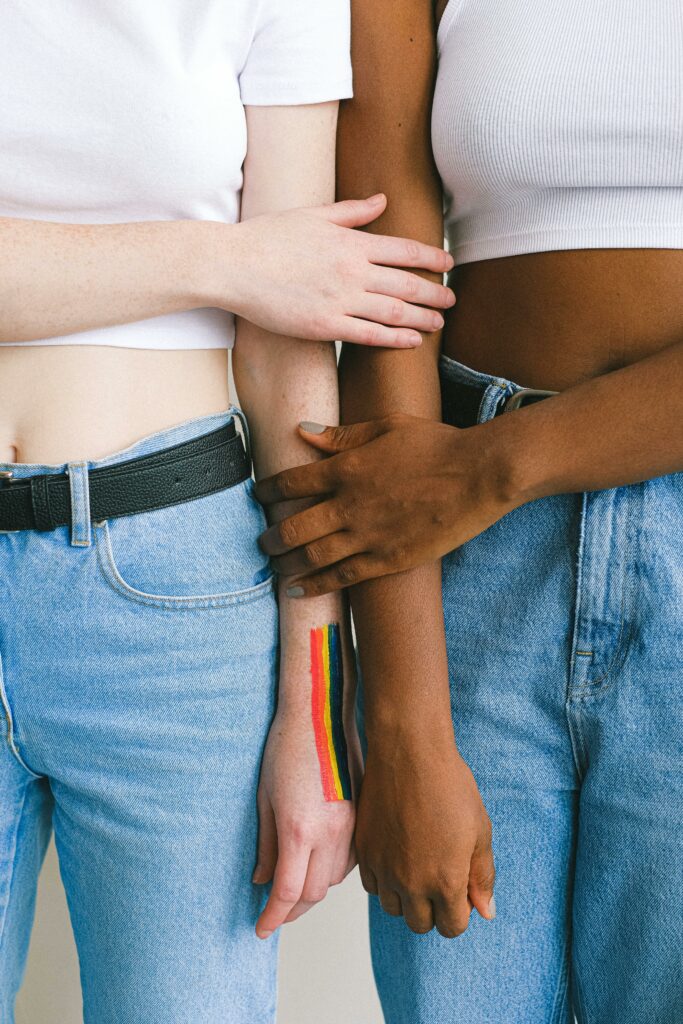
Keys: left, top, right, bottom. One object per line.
{"left": 304, "top": 542, "right": 323, "bottom": 568}
{"left": 403, "top": 274, "right": 419, "bottom": 299}
{"left": 273, "top": 885, "right": 300, "bottom": 904}
{"left": 390, "top": 300, "right": 404, "bottom": 323}
{"left": 336, "top": 561, "right": 359, "bottom": 586}
{"left": 275, "top": 473, "right": 295, "bottom": 501}
{"left": 404, "top": 240, "right": 421, "bottom": 262}
{"left": 278, "top": 517, "right": 299, "bottom": 548}
{"left": 340, "top": 450, "right": 361, "bottom": 477}
{"left": 303, "top": 887, "right": 327, "bottom": 905}
{"left": 286, "top": 819, "right": 311, "bottom": 847}
{"left": 363, "top": 323, "right": 380, "bottom": 345}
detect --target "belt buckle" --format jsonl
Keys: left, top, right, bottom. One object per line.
{"left": 502, "top": 387, "right": 559, "bottom": 413}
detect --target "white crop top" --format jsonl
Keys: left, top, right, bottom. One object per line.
{"left": 0, "top": 1, "right": 352, "bottom": 350}
{"left": 432, "top": 0, "right": 683, "bottom": 266}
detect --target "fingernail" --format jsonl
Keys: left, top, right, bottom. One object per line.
{"left": 369, "top": 193, "right": 385, "bottom": 204}
{"left": 299, "top": 421, "right": 326, "bottom": 434}
{"left": 258, "top": 929, "right": 273, "bottom": 940}
{"left": 447, "top": 291, "right": 456, "bottom": 306}
{"left": 287, "top": 586, "right": 305, "bottom": 598}
{"left": 487, "top": 895, "right": 496, "bottom": 920}
{"left": 252, "top": 869, "right": 263, "bottom": 883}
{"left": 433, "top": 314, "right": 444, "bottom": 329}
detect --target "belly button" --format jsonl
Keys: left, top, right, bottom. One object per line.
{"left": 0, "top": 444, "right": 18, "bottom": 464}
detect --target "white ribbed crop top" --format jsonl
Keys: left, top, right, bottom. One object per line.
{"left": 432, "top": 0, "right": 683, "bottom": 266}
{"left": 0, "top": 1, "right": 352, "bottom": 350}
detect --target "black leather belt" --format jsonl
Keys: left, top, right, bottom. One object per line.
{"left": 0, "top": 422, "right": 250, "bottom": 533}
{"left": 442, "top": 377, "right": 558, "bottom": 429}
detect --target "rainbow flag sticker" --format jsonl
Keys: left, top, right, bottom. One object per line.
{"left": 310, "top": 623, "right": 352, "bottom": 802}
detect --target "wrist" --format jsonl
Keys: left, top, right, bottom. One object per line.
{"left": 364, "top": 694, "right": 458, "bottom": 754}
{"left": 474, "top": 406, "right": 556, "bottom": 509}
{"left": 183, "top": 219, "right": 246, "bottom": 315}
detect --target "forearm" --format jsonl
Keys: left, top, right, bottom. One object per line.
{"left": 339, "top": 341, "right": 454, "bottom": 742}
{"left": 337, "top": 0, "right": 452, "bottom": 742}
{"left": 496, "top": 338, "right": 683, "bottom": 506}
{"left": 234, "top": 326, "right": 353, "bottom": 714}
{"left": 0, "top": 216, "right": 227, "bottom": 342}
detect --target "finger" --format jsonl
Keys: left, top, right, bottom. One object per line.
{"left": 358, "top": 863, "right": 378, "bottom": 896}
{"left": 286, "top": 555, "right": 388, "bottom": 598}
{"left": 400, "top": 894, "right": 435, "bottom": 935}
{"left": 334, "top": 316, "right": 423, "bottom": 349}
{"left": 255, "top": 844, "right": 309, "bottom": 939}
{"left": 352, "top": 294, "right": 445, "bottom": 334}
{"left": 254, "top": 462, "right": 333, "bottom": 507}
{"left": 342, "top": 847, "right": 358, "bottom": 879}
{"left": 378, "top": 886, "right": 403, "bottom": 918}
{"left": 297, "top": 419, "right": 390, "bottom": 454}
{"left": 252, "top": 793, "right": 278, "bottom": 885}
{"left": 468, "top": 828, "right": 496, "bottom": 922}
{"left": 433, "top": 886, "right": 474, "bottom": 939}
{"left": 367, "top": 235, "right": 454, "bottom": 274}
{"left": 370, "top": 267, "right": 456, "bottom": 310}
{"left": 258, "top": 502, "right": 342, "bottom": 557}
{"left": 316, "top": 193, "right": 387, "bottom": 229}
{"left": 282, "top": 848, "right": 335, "bottom": 925}
{"left": 272, "top": 533, "right": 360, "bottom": 578}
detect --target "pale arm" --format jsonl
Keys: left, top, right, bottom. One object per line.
{"left": 232, "top": 103, "right": 361, "bottom": 940}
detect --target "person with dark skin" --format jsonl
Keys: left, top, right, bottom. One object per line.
{"left": 256, "top": 1, "right": 683, "bottom": 1021}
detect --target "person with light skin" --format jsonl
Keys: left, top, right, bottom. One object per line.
{"left": 256, "top": 1, "right": 683, "bottom": 1021}
{"left": 0, "top": 4, "right": 455, "bottom": 1022}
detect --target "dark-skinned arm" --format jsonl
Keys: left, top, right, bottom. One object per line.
{"left": 265, "top": 0, "right": 497, "bottom": 937}
{"left": 256, "top": 335, "right": 683, "bottom": 590}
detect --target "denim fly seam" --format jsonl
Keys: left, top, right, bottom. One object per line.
{"left": 67, "top": 460, "right": 92, "bottom": 548}
{"left": 0, "top": 651, "right": 42, "bottom": 780}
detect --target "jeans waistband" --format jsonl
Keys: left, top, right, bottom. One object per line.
{"left": 0, "top": 406, "right": 248, "bottom": 547}
{"left": 439, "top": 353, "right": 534, "bottom": 427}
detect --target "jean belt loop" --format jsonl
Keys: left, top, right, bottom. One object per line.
{"left": 229, "top": 404, "right": 252, "bottom": 471}
{"left": 66, "top": 461, "right": 92, "bottom": 547}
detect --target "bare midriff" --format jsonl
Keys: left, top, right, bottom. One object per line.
{"left": 0, "top": 346, "right": 231, "bottom": 465}
{"left": 442, "top": 248, "right": 683, "bottom": 391}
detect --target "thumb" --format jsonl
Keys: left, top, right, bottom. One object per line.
{"left": 315, "top": 193, "right": 387, "bottom": 229}
{"left": 298, "top": 419, "right": 388, "bottom": 454}
{"left": 468, "top": 835, "right": 496, "bottom": 922}
{"left": 252, "top": 793, "right": 278, "bottom": 885}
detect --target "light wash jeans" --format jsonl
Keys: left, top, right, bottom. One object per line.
{"left": 0, "top": 409, "right": 280, "bottom": 1023}
{"left": 369, "top": 354, "right": 683, "bottom": 1024}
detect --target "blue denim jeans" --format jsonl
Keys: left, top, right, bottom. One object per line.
{"left": 369, "top": 354, "right": 683, "bottom": 1024}
{"left": 0, "top": 409, "right": 280, "bottom": 1023}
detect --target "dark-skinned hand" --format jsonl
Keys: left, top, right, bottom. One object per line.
{"left": 254, "top": 413, "right": 518, "bottom": 596}
{"left": 357, "top": 722, "right": 496, "bottom": 933}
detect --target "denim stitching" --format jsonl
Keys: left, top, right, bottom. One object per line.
{"left": 572, "top": 953, "right": 592, "bottom": 1024}
{"left": 549, "top": 932, "right": 571, "bottom": 1024}
{"left": 0, "top": 786, "right": 29, "bottom": 956}
{"left": 94, "top": 521, "right": 275, "bottom": 609}
{"left": 68, "top": 460, "right": 91, "bottom": 547}
{"left": 0, "top": 656, "right": 42, "bottom": 780}
{"left": 573, "top": 487, "right": 635, "bottom": 697}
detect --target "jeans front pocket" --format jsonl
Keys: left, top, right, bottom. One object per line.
{"left": 94, "top": 478, "right": 275, "bottom": 609}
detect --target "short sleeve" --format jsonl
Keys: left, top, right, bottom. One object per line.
{"left": 239, "top": 0, "right": 353, "bottom": 106}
